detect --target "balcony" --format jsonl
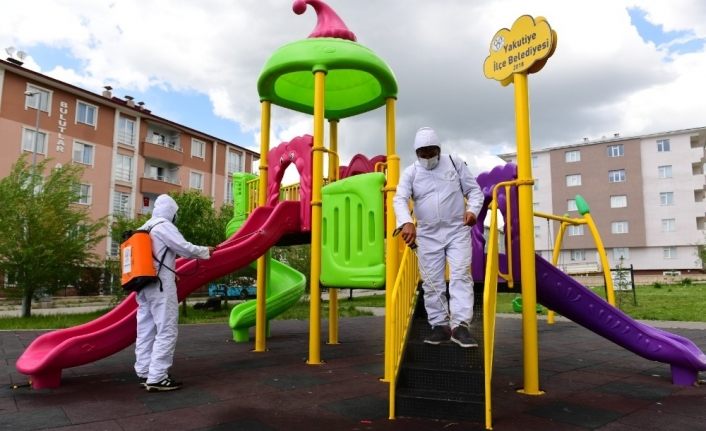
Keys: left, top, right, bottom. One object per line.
{"left": 141, "top": 140, "right": 183, "bottom": 165}
{"left": 140, "top": 176, "right": 182, "bottom": 195}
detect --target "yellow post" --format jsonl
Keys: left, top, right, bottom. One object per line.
{"left": 514, "top": 72, "right": 543, "bottom": 395}
{"left": 308, "top": 70, "right": 326, "bottom": 365}
{"left": 584, "top": 213, "right": 616, "bottom": 306}
{"left": 328, "top": 119, "right": 340, "bottom": 345}
{"left": 254, "top": 101, "right": 271, "bottom": 352}
{"left": 383, "top": 97, "right": 399, "bottom": 382}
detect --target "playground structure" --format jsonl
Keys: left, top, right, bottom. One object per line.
{"left": 14, "top": 2, "right": 705, "bottom": 430}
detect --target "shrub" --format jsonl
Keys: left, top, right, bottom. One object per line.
{"left": 681, "top": 278, "right": 693, "bottom": 286}
{"left": 653, "top": 282, "right": 662, "bottom": 289}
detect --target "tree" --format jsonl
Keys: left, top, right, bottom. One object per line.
{"left": 0, "top": 156, "right": 106, "bottom": 317}
{"left": 171, "top": 190, "right": 229, "bottom": 246}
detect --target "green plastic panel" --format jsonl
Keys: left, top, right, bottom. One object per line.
{"left": 321, "top": 172, "right": 386, "bottom": 288}
{"left": 226, "top": 172, "right": 258, "bottom": 238}
{"left": 258, "top": 38, "right": 398, "bottom": 120}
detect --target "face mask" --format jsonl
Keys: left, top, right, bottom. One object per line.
{"left": 418, "top": 155, "right": 440, "bottom": 170}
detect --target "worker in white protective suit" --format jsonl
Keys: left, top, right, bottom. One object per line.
{"left": 393, "top": 127, "right": 484, "bottom": 347}
{"left": 135, "top": 194, "right": 214, "bottom": 391}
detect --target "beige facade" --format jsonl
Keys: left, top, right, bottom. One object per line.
{"left": 500, "top": 128, "right": 706, "bottom": 275}
{"left": 0, "top": 59, "right": 259, "bottom": 260}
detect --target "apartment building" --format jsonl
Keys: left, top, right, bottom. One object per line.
{"left": 499, "top": 127, "right": 706, "bottom": 276}
{"left": 0, "top": 58, "right": 259, "bottom": 260}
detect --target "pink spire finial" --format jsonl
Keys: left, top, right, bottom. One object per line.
{"left": 292, "top": 0, "right": 357, "bottom": 42}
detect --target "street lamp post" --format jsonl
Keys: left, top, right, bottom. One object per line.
{"left": 24, "top": 90, "right": 41, "bottom": 167}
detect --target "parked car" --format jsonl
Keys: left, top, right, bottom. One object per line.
{"left": 208, "top": 283, "right": 257, "bottom": 300}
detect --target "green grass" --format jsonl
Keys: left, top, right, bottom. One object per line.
{"left": 2, "top": 283, "right": 705, "bottom": 330}
{"left": 495, "top": 283, "right": 706, "bottom": 322}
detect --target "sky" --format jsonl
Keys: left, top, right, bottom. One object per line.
{"left": 2, "top": 0, "right": 706, "bottom": 176}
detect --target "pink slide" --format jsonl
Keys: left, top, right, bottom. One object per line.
{"left": 15, "top": 201, "right": 302, "bottom": 389}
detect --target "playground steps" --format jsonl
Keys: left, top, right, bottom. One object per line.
{"left": 395, "top": 285, "right": 485, "bottom": 422}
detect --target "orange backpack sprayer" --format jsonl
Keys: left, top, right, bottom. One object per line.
{"left": 120, "top": 221, "right": 167, "bottom": 292}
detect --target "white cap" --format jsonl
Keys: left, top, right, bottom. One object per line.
{"left": 414, "top": 127, "right": 440, "bottom": 150}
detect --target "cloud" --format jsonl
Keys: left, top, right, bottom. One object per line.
{"left": 2, "top": 0, "right": 705, "bottom": 174}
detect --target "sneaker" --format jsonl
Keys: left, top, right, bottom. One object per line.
{"left": 424, "top": 325, "right": 451, "bottom": 345}
{"left": 451, "top": 324, "right": 478, "bottom": 348}
{"left": 138, "top": 377, "right": 147, "bottom": 388}
{"left": 145, "top": 376, "right": 182, "bottom": 392}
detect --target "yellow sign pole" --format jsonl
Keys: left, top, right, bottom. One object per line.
{"left": 483, "top": 15, "right": 557, "bottom": 398}
{"left": 513, "top": 72, "right": 542, "bottom": 395}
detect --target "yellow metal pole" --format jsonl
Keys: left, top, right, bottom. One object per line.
{"left": 308, "top": 71, "right": 326, "bottom": 365}
{"left": 255, "top": 101, "right": 271, "bottom": 352}
{"left": 328, "top": 119, "right": 340, "bottom": 345}
{"left": 513, "top": 72, "right": 542, "bottom": 395}
{"left": 584, "top": 213, "right": 616, "bottom": 306}
{"left": 383, "top": 97, "right": 399, "bottom": 382}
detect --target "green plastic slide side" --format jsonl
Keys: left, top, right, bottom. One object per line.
{"left": 258, "top": 38, "right": 397, "bottom": 120}
{"left": 320, "top": 172, "right": 386, "bottom": 289}
{"left": 229, "top": 259, "right": 306, "bottom": 342}
{"left": 224, "top": 184, "right": 306, "bottom": 343}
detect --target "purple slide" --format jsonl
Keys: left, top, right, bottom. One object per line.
{"left": 535, "top": 254, "right": 706, "bottom": 385}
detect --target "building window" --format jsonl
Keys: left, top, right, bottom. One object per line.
{"left": 534, "top": 225, "right": 540, "bottom": 238}
{"left": 567, "top": 225, "right": 584, "bottom": 236}
{"left": 567, "top": 199, "right": 577, "bottom": 212}
{"left": 22, "top": 128, "right": 47, "bottom": 155}
{"left": 228, "top": 151, "right": 243, "bottom": 173}
{"left": 75, "top": 183, "right": 92, "bottom": 205}
{"left": 25, "top": 85, "right": 51, "bottom": 111}
{"left": 115, "top": 154, "right": 133, "bottom": 182}
{"left": 608, "top": 169, "right": 626, "bottom": 183}
{"left": 658, "top": 165, "right": 672, "bottom": 179}
{"left": 659, "top": 192, "right": 674, "bottom": 206}
{"left": 76, "top": 101, "right": 97, "bottom": 127}
{"left": 610, "top": 195, "right": 627, "bottom": 208}
{"left": 113, "top": 191, "right": 131, "bottom": 217}
{"left": 613, "top": 247, "right": 630, "bottom": 260}
{"left": 565, "top": 150, "right": 580, "bottom": 162}
{"left": 72, "top": 141, "right": 95, "bottom": 165}
{"left": 657, "top": 139, "right": 670, "bottom": 152}
{"left": 117, "top": 117, "right": 136, "bottom": 146}
{"left": 190, "top": 171, "right": 203, "bottom": 191}
{"left": 661, "top": 218, "right": 676, "bottom": 232}
{"left": 225, "top": 176, "right": 234, "bottom": 203}
{"left": 607, "top": 144, "right": 624, "bottom": 157}
{"left": 570, "top": 249, "right": 586, "bottom": 261}
{"left": 191, "top": 139, "right": 206, "bottom": 158}
{"left": 611, "top": 221, "right": 629, "bottom": 234}
{"left": 663, "top": 246, "right": 677, "bottom": 259}
{"left": 533, "top": 178, "right": 539, "bottom": 191}
{"left": 532, "top": 155, "right": 538, "bottom": 168}
{"left": 566, "top": 174, "right": 581, "bottom": 187}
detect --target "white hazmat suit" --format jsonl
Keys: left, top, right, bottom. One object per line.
{"left": 134, "top": 194, "right": 211, "bottom": 385}
{"left": 393, "top": 131, "right": 484, "bottom": 329}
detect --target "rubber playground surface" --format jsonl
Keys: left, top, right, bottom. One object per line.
{"left": 2, "top": 315, "right": 705, "bottom": 431}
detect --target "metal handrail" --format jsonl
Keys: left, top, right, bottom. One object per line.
{"left": 386, "top": 245, "right": 419, "bottom": 419}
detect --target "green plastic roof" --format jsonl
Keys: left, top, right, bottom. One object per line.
{"left": 257, "top": 38, "right": 398, "bottom": 120}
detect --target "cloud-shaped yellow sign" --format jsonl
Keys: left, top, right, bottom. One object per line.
{"left": 483, "top": 15, "right": 556, "bottom": 85}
